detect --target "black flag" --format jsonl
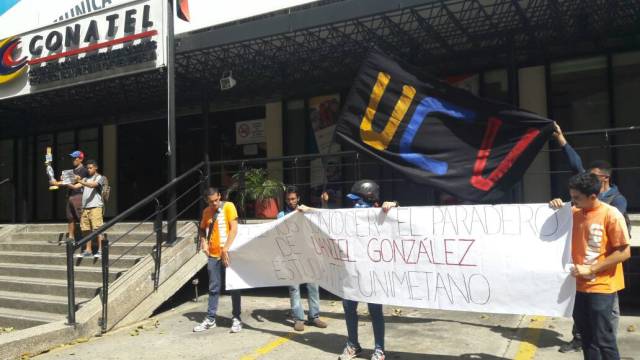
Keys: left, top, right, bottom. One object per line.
{"left": 336, "top": 51, "right": 554, "bottom": 202}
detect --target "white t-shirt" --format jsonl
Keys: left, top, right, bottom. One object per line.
{"left": 81, "top": 174, "right": 105, "bottom": 209}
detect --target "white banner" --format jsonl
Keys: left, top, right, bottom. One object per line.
{"left": 227, "top": 204, "right": 576, "bottom": 317}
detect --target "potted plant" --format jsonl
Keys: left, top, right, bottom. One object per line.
{"left": 231, "top": 168, "right": 284, "bottom": 219}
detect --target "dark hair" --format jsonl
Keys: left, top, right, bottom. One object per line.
{"left": 285, "top": 185, "right": 299, "bottom": 197}
{"left": 568, "top": 173, "right": 601, "bottom": 197}
{"left": 85, "top": 159, "right": 98, "bottom": 168}
{"left": 204, "top": 187, "right": 220, "bottom": 197}
{"left": 587, "top": 160, "right": 612, "bottom": 176}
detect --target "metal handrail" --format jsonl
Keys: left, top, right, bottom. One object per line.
{"left": 564, "top": 126, "right": 639, "bottom": 136}
{"left": 0, "top": 178, "right": 10, "bottom": 186}
{"left": 66, "top": 160, "right": 210, "bottom": 331}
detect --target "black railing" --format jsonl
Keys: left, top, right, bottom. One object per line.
{"left": 66, "top": 159, "right": 211, "bottom": 331}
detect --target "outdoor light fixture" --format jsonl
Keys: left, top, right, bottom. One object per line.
{"left": 220, "top": 70, "right": 236, "bottom": 91}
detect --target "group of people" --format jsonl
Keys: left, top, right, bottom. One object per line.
{"left": 193, "top": 121, "right": 631, "bottom": 360}
{"left": 50, "top": 150, "right": 107, "bottom": 258}
{"left": 194, "top": 180, "right": 397, "bottom": 360}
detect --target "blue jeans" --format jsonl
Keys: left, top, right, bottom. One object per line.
{"left": 289, "top": 283, "right": 320, "bottom": 321}
{"left": 343, "top": 300, "right": 385, "bottom": 351}
{"left": 206, "top": 257, "right": 241, "bottom": 321}
{"left": 573, "top": 291, "right": 620, "bottom": 360}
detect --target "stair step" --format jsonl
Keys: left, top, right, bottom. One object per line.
{"left": 0, "top": 263, "right": 127, "bottom": 283}
{"left": 12, "top": 221, "right": 193, "bottom": 234}
{"left": 0, "top": 290, "right": 89, "bottom": 315}
{"left": 0, "top": 275, "right": 101, "bottom": 299}
{"left": 9, "top": 232, "right": 159, "bottom": 243}
{"left": 0, "top": 251, "right": 142, "bottom": 268}
{"left": 0, "top": 306, "right": 65, "bottom": 330}
{"left": 0, "top": 241, "right": 156, "bottom": 256}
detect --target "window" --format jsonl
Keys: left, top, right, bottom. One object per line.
{"left": 612, "top": 51, "right": 640, "bottom": 210}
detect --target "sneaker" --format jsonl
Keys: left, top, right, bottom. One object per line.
{"left": 193, "top": 318, "right": 216, "bottom": 332}
{"left": 76, "top": 251, "right": 92, "bottom": 259}
{"left": 338, "top": 344, "right": 362, "bottom": 360}
{"left": 94, "top": 251, "right": 102, "bottom": 259}
{"left": 310, "top": 317, "right": 327, "bottom": 328}
{"left": 293, "top": 320, "right": 305, "bottom": 332}
{"left": 230, "top": 317, "right": 242, "bottom": 333}
{"left": 371, "top": 349, "right": 385, "bottom": 360}
{"left": 558, "top": 337, "right": 581, "bottom": 353}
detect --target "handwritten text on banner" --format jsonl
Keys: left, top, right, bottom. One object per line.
{"left": 226, "top": 204, "right": 575, "bottom": 317}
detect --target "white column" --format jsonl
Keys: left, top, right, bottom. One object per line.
{"left": 519, "top": 66, "right": 551, "bottom": 203}
{"left": 103, "top": 124, "right": 118, "bottom": 217}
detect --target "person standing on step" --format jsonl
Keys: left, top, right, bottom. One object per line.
{"left": 549, "top": 173, "right": 630, "bottom": 360}
{"left": 193, "top": 187, "right": 243, "bottom": 333}
{"left": 277, "top": 185, "right": 328, "bottom": 332}
{"left": 50, "top": 150, "right": 88, "bottom": 243}
{"left": 72, "top": 159, "right": 105, "bottom": 259}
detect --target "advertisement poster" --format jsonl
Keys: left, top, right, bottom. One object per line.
{"left": 308, "top": 94, "right": 341, "bottom": 202}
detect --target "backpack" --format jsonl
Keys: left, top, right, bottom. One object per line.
{"left": 601, "top": 193, "right": 632, "bottom": 238}
{"left": 100, "top": 175, "right": 111, "bottom": 203}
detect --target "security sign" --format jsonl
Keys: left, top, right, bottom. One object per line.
{"left": 236, "top": 119, "right": 266, "bottom": 145}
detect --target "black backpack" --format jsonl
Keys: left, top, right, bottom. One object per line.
{"left": 601, "top": 193, "right": 632, "bottom": 238}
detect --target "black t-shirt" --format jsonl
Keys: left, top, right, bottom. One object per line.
{"left": 68, "top": 165, "right": 89, "bottom": 196}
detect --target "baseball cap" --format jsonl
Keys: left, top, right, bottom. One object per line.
{"left": 69, "top": 150, "right": 84, "bottom": 160}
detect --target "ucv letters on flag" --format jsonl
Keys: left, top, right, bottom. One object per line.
{"left": 336, "top": 51, "right": 555, "bottom": 202}
{"left": 227, "top": 204, "right": 576, "bottom": 317}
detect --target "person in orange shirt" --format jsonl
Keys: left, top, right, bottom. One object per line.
{"left": 550, "top": 173, "right": 630, "bottom": 360}
{"left": 193, "top": 187, "right": 243, "bottom": 333}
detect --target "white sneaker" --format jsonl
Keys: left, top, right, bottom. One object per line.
{"left": 230, "top": 317, "right": 242, "bottom": 333}
{"left": 193, "top": 318, "right": 216, "bottom": 332}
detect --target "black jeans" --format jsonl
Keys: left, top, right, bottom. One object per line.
{"left": 573, "top": 291, "right": 620, "bottom": 360}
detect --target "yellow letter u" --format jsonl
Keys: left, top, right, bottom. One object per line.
{"left": 359, "top": 72, "right": 416, "bottom": 151}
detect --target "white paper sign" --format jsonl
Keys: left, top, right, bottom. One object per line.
{"left": 235, "top": 119, "right": 265, "bottom": 145}
{"left": 227, "top": 204, "right": 576, "bottom": 317}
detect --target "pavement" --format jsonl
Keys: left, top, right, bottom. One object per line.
{"left": 34, "top": 289, "right": 639, "bottom": 360}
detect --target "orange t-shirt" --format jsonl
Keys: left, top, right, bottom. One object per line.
{"left": 199, "top": 202, "right": 238, "bottom": 258}
{"left": 572, "top": 202, "right": 630, "bottom": 293}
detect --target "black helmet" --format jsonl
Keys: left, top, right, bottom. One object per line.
{"left": 348, "top": 180, "right": 380, "bottom": 203}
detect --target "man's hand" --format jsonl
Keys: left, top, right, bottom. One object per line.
{"left": 297, "top": 205, "right": 311, "bottom": 213}
{"left": 381, "top": 201, "right": 398, "bottom": 213}
{"left": 549, "top": 198, "right": 564, "bottom": 210}
{"left": 199, "top": 238, "right": 209, "bottom": 256}
{"left": 552, "top": 122, "right": 568, "bottom": 147}
{"left": 221, "top": 249, "right": 230, "bottom": 267}
{"left": 571, "top": 264, "right": 594, "bottom": 278}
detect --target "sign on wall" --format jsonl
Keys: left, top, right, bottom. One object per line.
{"left": 235, "top": 119, "right": 266, "bottom": 145}
{"left": 0, "top": 0, "right": 165, "bottom": 100}
{"left": 227, "top": 204, "right": 576, "bottom": 317}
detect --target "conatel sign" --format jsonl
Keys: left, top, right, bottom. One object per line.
{"left": 0, "top": 0, "right": 165, "bottom": 100}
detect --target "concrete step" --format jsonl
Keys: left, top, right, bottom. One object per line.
{"left": 0, "top": 241, "right": 156, "bottom": 256}
{"left": 0, "top": 263, "right": 126, "bottom": 283}
{"left": 0, "top": 290, "right": 89, "bottom": 315}
{"left": 8, "top": 232, "right": 159, "bottom": 243}
{"left": 13, "top": 221, "right": 193, "bottom": 234}
{"left": 0, "top": 275, "right": 101, "bottom": 299}
{"left": 0, "top": 306, "right": 65, "bottom": 330}
{"left": 0, "top": 251, "right": 142, "bottom": 268}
